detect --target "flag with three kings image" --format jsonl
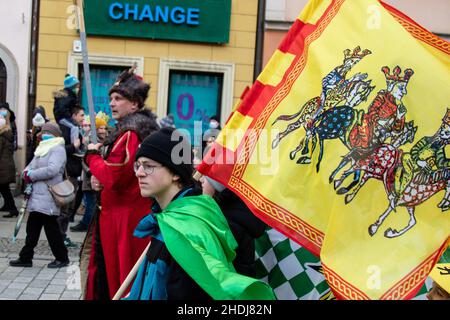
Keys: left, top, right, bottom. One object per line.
{"left": 197, "top": 0, "right": 450, "bottom": 299}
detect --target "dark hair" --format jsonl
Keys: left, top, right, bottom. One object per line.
{"left": 177, "top": 171, "right": 196, "bottom": 189}
{"left": 209, "top": 115, "right": 220, "bottom": 122}
{"left": 33, "top": 105, "right": 47, "bottom": 118}
{"left": 212, "top": 188, "right": 239, "bottom": 208}
{"left": 71, "top": 105, "right": 84, "bottom": 116}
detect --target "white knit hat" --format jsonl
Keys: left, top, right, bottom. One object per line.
{"left": 32, "top": 113, "right": 45, "bottom": 127}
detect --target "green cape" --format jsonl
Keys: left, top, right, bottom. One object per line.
{"left": 157, "top": 195, "right": 275, "bottom": 300}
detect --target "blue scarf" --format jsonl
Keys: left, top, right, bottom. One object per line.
{"left": 125, "top": 188, "right": 193, "bottom": 300}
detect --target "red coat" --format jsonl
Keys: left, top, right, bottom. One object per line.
{"left": 85, "top": 130, "right": 151, "bottom": 299}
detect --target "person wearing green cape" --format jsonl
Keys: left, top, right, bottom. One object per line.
{"left": 125, "top": 127, "right": 275, "bottom": 300}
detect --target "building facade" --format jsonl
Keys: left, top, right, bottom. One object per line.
{"left": 0, "top": 0, "right": 33, "bottom": 170}
{"left": 36, "top": 0, "right": 260, "bottom": 145}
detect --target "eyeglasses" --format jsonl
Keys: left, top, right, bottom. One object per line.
{"left": 133, "top": 162, "right": 163, "bottom": 175}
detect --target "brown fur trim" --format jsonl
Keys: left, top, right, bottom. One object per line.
{"left": 52, "top": 89, "right": 69, "bottom": 99}
{"left": 103, "top": 109, "right": 160, "bottom": 160}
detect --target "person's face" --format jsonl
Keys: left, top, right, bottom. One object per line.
{"left": 209, "top": 120, "right": 219, "bottom": 129}
{"left": 82, "top": 123, "right": 91, "bottom": 134}
{"left": 438, "top": 124, "right": 450, "bottom": 141}
{"left": 427, "top": 282, "right": 450, "bottom": 300}
{"left": 72, "top": 110, "right": 85, "bottom": 126}
{"left": 135, "top": 157, "right": 174, "bottom": 198}
{"left": 200, "top": 176, "right": 215, "bottom": 197}
{"left": 0, "top": 107, "right": 8, "bottom": 119}
{"left": 96, "top": 125, "right": 107, "bottom": 140}
{"left": 110, "top": 92, "right": 138, "bottom": 121}
{"left": 391, "top": 82, "right": 407, "bottom": 100}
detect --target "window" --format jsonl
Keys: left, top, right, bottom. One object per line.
{"left": 158, "top": 59, "right": 235, "bottom": 146}
{"left": 168, "top": 70, "right": 223, "bottom": 144}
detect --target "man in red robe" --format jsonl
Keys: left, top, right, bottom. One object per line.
{"left": 349, "top": 66, "right": 413, "bottom": 150}
{"left": 83, "top": 68, "right": 159, "bottom": 299}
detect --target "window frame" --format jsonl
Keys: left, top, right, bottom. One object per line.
{"left": 68, "top": 53, "right": 144, "bottom": 80}
{"left": 158, "top": 59, "right": 234, "bottom": 126}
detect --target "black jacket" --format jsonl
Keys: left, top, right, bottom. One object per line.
{"left": 53, "top": 88, "right": 79, "bottom": 122}
{"left": 214, "top": 189, "right": 267, "bottom": 277}
{"left": 60, "top": 120, "right": 82, "bottom": 177}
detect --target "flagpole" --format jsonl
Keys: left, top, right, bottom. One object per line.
{"left": 112, "top": 241, "right": 151, "bottom": 300}
{"left": 74, "top": 0, "right": 97, "bottom": 144}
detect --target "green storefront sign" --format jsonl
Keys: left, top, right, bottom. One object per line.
{"left": 84, "top": 0, "right": 231, "bottom": 44}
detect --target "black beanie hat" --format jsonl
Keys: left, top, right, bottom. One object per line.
{"left": 135, "top": 127, "right": 194, "bottom": 184}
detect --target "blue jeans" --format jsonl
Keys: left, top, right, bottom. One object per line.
{"left": 80, "top": 191, "right": 96, "bottom": 226}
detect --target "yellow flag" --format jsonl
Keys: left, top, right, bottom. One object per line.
{"left": 198, "top": 0, "right": 450, "bottom": 299}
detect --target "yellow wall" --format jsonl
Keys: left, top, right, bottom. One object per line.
{"left": 37, "top": 0, "right": 258, "bottom": 118}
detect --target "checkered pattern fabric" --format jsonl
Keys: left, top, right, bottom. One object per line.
{"left": 412, "top": 278, "right": 434, "bottom": 300}
{"left": 255, "top": 228, "right": 433, "bottom": 300}
{"left": 255, "top": 228, "right": 334, "bottom": 300}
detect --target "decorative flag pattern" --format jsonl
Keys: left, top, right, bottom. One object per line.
{"left": 199, "top": 0, "right": 450, "bottom": 299}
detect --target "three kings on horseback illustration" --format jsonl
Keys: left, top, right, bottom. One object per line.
{"left": 271, "top": 46, "right": 449, "bottom": 239}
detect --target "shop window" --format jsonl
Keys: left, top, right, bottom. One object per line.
{"left": 158, "top": 59, "right": 235, "bottom": 146}
{"left": 168, "top": 70, "right": 223, "bottom": 145}
{"left": 79, "top": 64, "right": 125, "bottom": 126}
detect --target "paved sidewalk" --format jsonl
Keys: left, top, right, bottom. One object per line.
{"left": 0, "top": 195, "right": 86, "bottom": 300}
{"left": 0, "top": 258, "right": 81, "bottom": 300}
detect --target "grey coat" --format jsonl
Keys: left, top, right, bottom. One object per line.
{"left": 27, "top": 144, "right": 67, "bottom": 216}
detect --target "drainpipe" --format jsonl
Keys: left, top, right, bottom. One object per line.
{"left": 253, "top": 0, "right": 266, "bottom": 81}
{"left": 27, "top": 0, "right": 40, "bottom": 129}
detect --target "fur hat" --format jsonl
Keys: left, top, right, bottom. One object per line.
{"left": 109, "top": 67, "right": 150, "bottom": 109}
{"left": 135, "top": 127, "right": 193, "bottom": 185}
{"left": 41, "top": 122, "right": 62, "bottom": 137}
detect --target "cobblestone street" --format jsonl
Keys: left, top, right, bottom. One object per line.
{"left": 0, "top": 195, "right": 85, "bottom": 300}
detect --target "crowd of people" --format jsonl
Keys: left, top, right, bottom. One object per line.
{"left": 0, "top": 68, "right": 447, "bottom": 300}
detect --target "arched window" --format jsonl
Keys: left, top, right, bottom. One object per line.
{"left": 0, "top": 58, "right": 6, "bottom": 103}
